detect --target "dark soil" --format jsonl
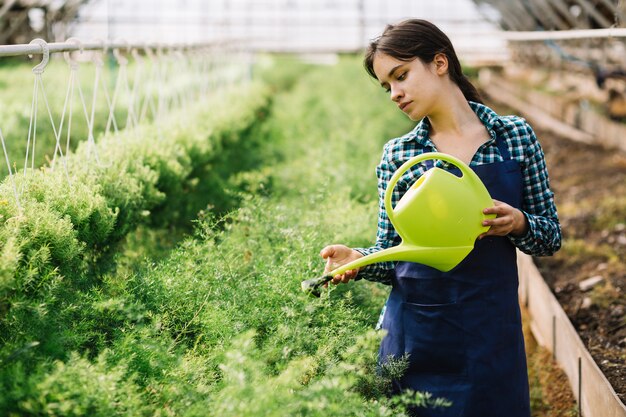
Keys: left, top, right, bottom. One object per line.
{"left": 489, "top": 100, "right": 626, "bottom": 405}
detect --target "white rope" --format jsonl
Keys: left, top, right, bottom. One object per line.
{"left": 21, "top": 75, "right": 38, "bottom": 193}
{"left": 23, "top": 39, "right": 72, "bottom": 190}
{"left": 84, "top": 55, "right": 104, "bottom": 166}
{"left": 65, "top": 68, "right": 75, "bottom": 158}
{"left": 38, "top": 73, "right": 72, "bottom": 189}
{"left": 114, "top": 57, "right": 132, "bottom": 129}
{"left": 91, "top": 47, "right": 119, "bottom": 142}
{"left": 51, "top": 58, "right": 75, "bottom": 169}
{"left": 0, "top": 128, "right": 22, "bottom": 214}
{"left": 122, "top": 51, "right": 138, "bottom": 129}
{"left": 105, "top": 60, "right": 122, "bottom": 137}
{"left": 130, "top": 48, "right": 147, "bottom": 126}
{"left": 70, "top": 51, "right": 104, "bottom": 167}
{"left": 155, "top": 47, "right": 167, "bottom": 140}
{"left": 76, "top": 79, "right": 103, "bottom": 166}
{"left": 106, "top": 46, "right": 134, "bottom": 136}
{"left": 140, "top": 47, "right": 158, "bottom": 124}
{"left": 58, "top": 38, "right": 82, "bottom": 165}
{"left": 7, "top": 38, "right": 240, "bottom": 196}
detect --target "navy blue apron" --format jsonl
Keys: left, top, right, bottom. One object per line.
{"left": 378, "top": 135, "right": 531, "bottom": 417}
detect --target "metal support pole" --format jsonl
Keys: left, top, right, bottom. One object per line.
{"left": 0, "top": 39, "right": 236, "bottom": 59}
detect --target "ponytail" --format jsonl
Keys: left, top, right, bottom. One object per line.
{"left": 451, "top": 69, "right": 483, "bottom": 104}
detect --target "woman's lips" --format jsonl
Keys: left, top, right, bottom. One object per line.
{"left": 399, "top": 101, "right": 412, "bottom": 111}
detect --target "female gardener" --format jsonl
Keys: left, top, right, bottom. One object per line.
{"left": 320, "top": 19, "right": 561, "bottom": 417}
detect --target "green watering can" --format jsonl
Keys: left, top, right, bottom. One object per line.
{"left": 301, "top": 152, "right": 496, "bottom": 296}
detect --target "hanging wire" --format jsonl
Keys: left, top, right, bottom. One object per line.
{"left": 152, "top": 46, "right": 167, "bottom": 140}
{"left": 0, "top": 128, "right": 22, "bottom": 214}
{"left": 1, "top": 38, "right": 249, "bottom": 192}
{"left": 51, "top": 39, "right": 82, "bottom": 170}
{"left": 139, "top": 46, "right": 159, "bottom": 125}
{"left": 21, "top": 39, "right": 72, "bottom": 195}
{"left": 64, "top": 38, "right": 106, "bottom": 168}
{"left": 114, "top": 41, "right": 137, "bottom": 130}
{"left": 37, "top": 55, "right": 73, "bottom": 190}
{"left": 105, "top": 45, "right": 130, "bottom": 136}
{"left": 126, "top": 47, "right": 144, "bottom": 130}
{"left": 22, "top": 57, "right": 39, "bottom": 188}
{"left": 87, "top": 45, "right": 109, "bottom": 164}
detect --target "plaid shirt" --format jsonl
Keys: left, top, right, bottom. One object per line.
{"left": 354, "top": 102, "right": 561, "bottom": 285}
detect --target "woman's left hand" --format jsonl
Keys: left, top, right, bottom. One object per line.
{"left": 479, "top": 199, "right": 528, "bottom": 239}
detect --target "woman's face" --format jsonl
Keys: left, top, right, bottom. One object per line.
{"left": 372, "top": 52, "right": 443, "bottom": 121}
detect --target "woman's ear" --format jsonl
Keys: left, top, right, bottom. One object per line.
{"left": 433, "top": 53, "right": 449, "bottom": 75}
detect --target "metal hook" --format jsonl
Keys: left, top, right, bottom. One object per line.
{"left": 29, "top": 38, "right": 49, "bottom": 74}
{"left": 63, "top": 37, "right": 83, "bottom": 70}
{"left": 96, "top": 38, "right": 108, "bottom": 55}
{"left": 112, "top": 49, "right": 127, "bottom": 65}
{"left": 131, "top": 47, "right": 142, "bottom": 64}
{"left": 90, "top": 38, "right": 107, "bottom": 67}
{"left": 174, "top": 49, "right": 184, "bottom": 61}
{"left": 112, "top": 39, "right": 130, "bottom": 65}
{"left": 144, "top": 44, "right": 155, "bottom": 62}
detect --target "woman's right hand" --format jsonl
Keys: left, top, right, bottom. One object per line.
{"left": 319, "top": 244, "right": 363, "bottom": 285}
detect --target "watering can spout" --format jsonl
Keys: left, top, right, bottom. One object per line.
{"left": 328, "top": 244, "right": 472, "bottom": 275}
{"left": 301, "top": 151, "right": 495, "bottom": 297}
{"left": 300, "top": 244, "right": 473, "bottom": 297}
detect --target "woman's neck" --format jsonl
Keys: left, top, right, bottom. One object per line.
{"left": 427, "top": 86, "right": 477, "bottom": 138}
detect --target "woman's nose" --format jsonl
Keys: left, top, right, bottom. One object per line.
{"left": 390, "top": 86, "right": 403, "bottom": 102}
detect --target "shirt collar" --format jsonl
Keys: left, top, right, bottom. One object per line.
{"left": 402, "top": 101, "right": 502, "bottom": 145}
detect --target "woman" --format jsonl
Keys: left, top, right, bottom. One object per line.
{"left": 320, "top": 19, "right": 561, "bottom": 416}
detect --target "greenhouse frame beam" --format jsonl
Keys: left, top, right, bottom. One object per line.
{"left": 0, "top": 39, "right": 237, "bottom": 58}
{"left": 503, "top": 27, "right": 626, "bottom": 41}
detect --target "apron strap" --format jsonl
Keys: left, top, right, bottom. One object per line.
{"left": 494, "top": 128, "right": 512, "bottom": 161}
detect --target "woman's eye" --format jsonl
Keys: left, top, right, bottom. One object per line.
{"left": 397, "top": 72, "right": 407, "bottom": 81}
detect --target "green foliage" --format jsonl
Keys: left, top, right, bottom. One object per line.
{"left": 4, "top": 352, "right": 146, "bottom": 417}
{"left": 0, "top": 78, "right": 273, "bottom": 375}
{"left": 207, "top": 330, "right": 413, "bottom": 417}
{"left": 0, "top": 54, "right": 431, "bottom": 415}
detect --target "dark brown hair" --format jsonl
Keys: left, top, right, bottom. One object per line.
{"left": 364, "top": 19, "right": 482, "bottom": 103}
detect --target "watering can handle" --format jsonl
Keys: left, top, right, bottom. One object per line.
{"left": 384, "top": 152, "right": 474, "bottom": 226}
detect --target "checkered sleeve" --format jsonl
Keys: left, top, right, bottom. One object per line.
{"left": 353, "top": 141, "right": 402, "bottom": 285}
{"left": 508, "top": 122, "right": 562, "bottom": 256}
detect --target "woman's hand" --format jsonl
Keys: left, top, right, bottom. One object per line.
{"left": 319, "top": 244, "right": 363, "bottom": 285}
{"left": 480, "top": 199, "right": 529, "bottom": 239}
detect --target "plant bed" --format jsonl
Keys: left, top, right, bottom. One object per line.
{"left": 486, "top": 99, "right": 626, "bottom": 405}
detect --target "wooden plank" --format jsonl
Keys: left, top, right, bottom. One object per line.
{"left": 574, "top": 0, "right": 613, "bottom": 28}
{"left": 480, "top": 79, "right": 596, "bottom": 144}
{"left": 479, "top": 72, "right": 626, "bottom": 153}
{"left": 533, "top": 0, "right": 570, "bottom": 30}
{"left": 546, "top": 0, "right": 582, "bottom": 28}
{"left": 518, "top": 253, "right": 626, "bottom": 417}
{"left": 0, "top": 0, "right": 18, "bottom": 21}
